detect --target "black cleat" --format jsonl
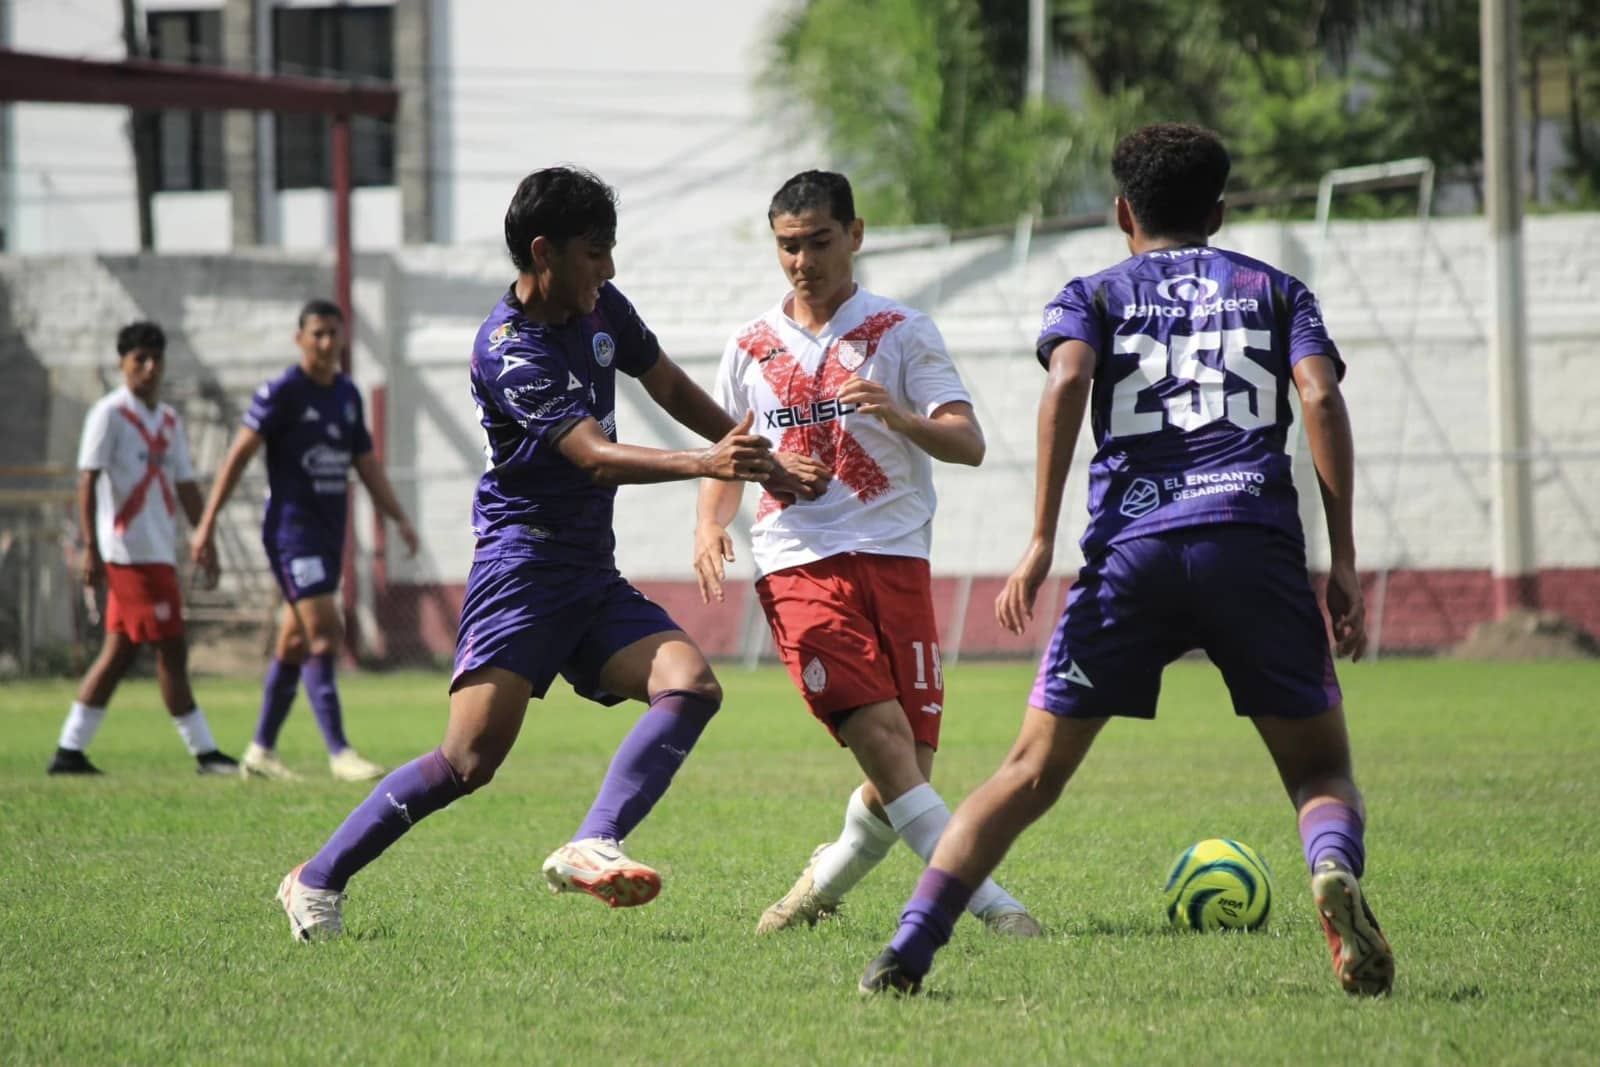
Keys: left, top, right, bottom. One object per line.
{"left": 47, "top": 748, "right": 104, "bottom": 776}
{"left": 859, "top": 948, "right": 922, "bottom": 996}
{"left": 196, "top": 750, "right": 241, "bottom": 777}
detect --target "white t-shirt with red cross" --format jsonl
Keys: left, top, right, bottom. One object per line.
{"left": 712, "top": 287, "right": 972, "bottom": 577}
{"left": 77, "top": 386, "right": 196, "bottom": 565}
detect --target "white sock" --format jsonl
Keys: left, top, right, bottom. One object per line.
{"left": 59, "top": 702, "right": 107, "bottom": 751}
{"left": 811, "top": 785, "right": 900, "bottom": 900}
{"left": 883, "top": 782, "right": 1026, "bottom": 919}
{"left": 172, "top": 708, "right": 217, "bottom": 756}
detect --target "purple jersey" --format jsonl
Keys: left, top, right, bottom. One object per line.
{"left": 1037, "top": 245, "right": 1342, "bottom": 557}
{"left": 468, "top": 282, "right": 660, "bottom": 567}
{"left": 244, "top": 366, "right": 373, "bottom": 553}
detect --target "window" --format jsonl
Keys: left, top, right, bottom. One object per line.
{"left": 147, "top": 11, "right": 226, "bottom": 192}
{"left": 273, "top": 6, "right": 395, "bottom": 189}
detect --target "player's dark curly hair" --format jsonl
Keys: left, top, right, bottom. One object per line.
{"left": 116, "top": 320, "right": 166, "bottom": 356}
{"left": 1111, "top": 124, "right": 1231, "bottom": 238}
{"left": 504, "top": 166, "right": 618, "bottom": 272}
{"left": 768, "top": 170, "right": 855, "bottom": 227}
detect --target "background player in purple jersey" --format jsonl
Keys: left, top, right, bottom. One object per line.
{"left": 273, "top": 166, "right": 826, "bottom": 940}
{"left": 862, "top": 124, "right": 1395, "bottom": 998}
{"left": 191, "top": 300, "right": 419, "bottom": 783}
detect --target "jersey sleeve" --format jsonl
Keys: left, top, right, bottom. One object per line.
{"left": 1036, "top": 278, "right": 1100, "bottom": 367}
{"left": 242, "top": 377, "right": 289, "bottom": 437}
{"left": 896, "top": 315, "right": 971, "bottom": 416}
{"left": 169, "top": 413, "right": 197, "bottom": 482}
{"left": 77, "top": 400, "right": 113, "bottom": 471}
{"left": 347, "top": 386, "right": 375, "bottom": 457}
{"left": 601, "top": 285, "right": 662, "bottom": 378}
{"left": 493, "top": 341, "right": 594, "bottom": 443}
{"left": 1284, "top": 277, "right": 1345, "bottom": 379}
{"left": 710, "top": 332, "right": 749, "bottom": 420}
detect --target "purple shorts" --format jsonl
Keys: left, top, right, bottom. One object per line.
{"left": 1031, "top": 524, "right": 1341, "bottom": 719}
{"left": 264, "top": 543, "right": 341, "bottom": 603}
{"left": 451, "top": 557, "right": 681, "bottom": 705}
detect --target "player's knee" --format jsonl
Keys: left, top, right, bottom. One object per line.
{"left": 443, "top": 747, "right": 503, "bottom": 793}
{"left": 681, "top": 678, "right": 722, "bottom": 710}
{"left": 306, "top": 630, "right": 343, "bottom": 659}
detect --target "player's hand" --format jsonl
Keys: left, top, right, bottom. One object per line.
{"left": 700, "top": 410, "right": 774, "bottom": 482}
{"left": 196, "top": 554, "right": 220, "bottom": 591}
{"left": 1325, "top": 559, "right": 1368, "bottom": 661}
{"left": 693, "top": 521, "right": 735, "bottom": 604}
{"left": 80, "top": 547, "right": 105, "bottom": 589}
{"left": 997, "top": 538, "right": 1053, "bottom": 635}
{"left": 190, "top": 529, "right": 217, "bottom": 574}
{"left": 397, "top": 519, "right": 421, "bottom": 558}
{"left": 837, "top": 376, "right": 909, "bottom": 433}
{"left": 764, "top": 451, "right": 831, "bottom": 504}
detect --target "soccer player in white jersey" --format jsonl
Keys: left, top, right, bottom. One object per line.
{"left": 48, "top": 322, "right": 238, "bottom": 776}
{"left": 695, "top": 171, "right": 1039, "bottom": 936}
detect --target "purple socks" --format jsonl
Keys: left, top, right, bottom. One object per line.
{"left": 889, "top": 868, "right": 974, "bottom": 977}
{"left": 300, "top": 748, "right": 466, "bottom": 891}
{"left": 1299, "top": 801, "right": 1366, "bottom": 877}
{"left": 253, "top": 659, "right": 301, "bottom": 749}
{"left": 572, "top": 689, "right": 719, "bottom": 843}
{"left": 301, "top": 653, "right": 350, "bottom": 755}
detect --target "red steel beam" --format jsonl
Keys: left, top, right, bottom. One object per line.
{"left": 0, "top": 49, "right": 397, "bottom": 117}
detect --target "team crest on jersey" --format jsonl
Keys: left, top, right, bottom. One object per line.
{"left": 1119, "top": 477, "right": 1161, "bottom": 519}
{"left": 488, "top": 322, "right": 518, "bottom": 350}
{"left": 592, "top": 332, "right": 615, "bottom": 368}
{"left": 834, "top": 339, "right": 867, "bottom": 371}
{"left": 802, "top": 656, "right": 828, "bottom": 693}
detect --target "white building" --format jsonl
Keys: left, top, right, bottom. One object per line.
{"left": 1, "top": 0, "right": 812, "bottom": 254}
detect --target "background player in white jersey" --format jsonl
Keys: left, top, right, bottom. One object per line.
{"left": 695, "top": 171, "right": 1038, "bottom": 936}
{"left": 48, "top": 322, "right": 238, "bottom": 777}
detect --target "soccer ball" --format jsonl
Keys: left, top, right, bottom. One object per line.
{"left": 1163, "top": 838, "right": 1273, "bottom": 931}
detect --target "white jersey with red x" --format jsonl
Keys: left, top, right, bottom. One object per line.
{"left": 77, "top": 386, "right": 196, "bottom": 565}
{"left": 712, "top": 287, "right": 971, "bottom": 577}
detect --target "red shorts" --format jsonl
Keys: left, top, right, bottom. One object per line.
{"left": 756, "top": 553, "right": 944, "bottom": 749}
{"left": 104, "top": 562, "right": 185, "bottom": 643}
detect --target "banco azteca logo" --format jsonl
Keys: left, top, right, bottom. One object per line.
{"left": 1155, "top": 274, "right": 1220, "bottom": 303}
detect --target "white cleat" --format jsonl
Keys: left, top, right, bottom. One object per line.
{"left": 329, "top": 748, "right": 385, "bottom": 782}
{"left": 278, "top": 863, "right": 345, "bottom": 942}
{"left": 756, "top": 842, "right": 839, "bottom": 934}
{"left": 1312, "top": 859, "right": 1395, "bottom": 997}
{"left": 241, "top": 742, "right": 302, "bottom": 781}
{"left": 541, "top": 837, "right": 661, "bottom": 908}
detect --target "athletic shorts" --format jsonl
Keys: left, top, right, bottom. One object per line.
{"left": 104, "top": 562, "right": 185, "bottom": 643}
{"left": 1031, "top": 524, "right": 1341, "bottom": 719}
{"left": 451, "top": 557, "right": 681, "bottom": 706}
{"left": 756, "top": 552, "right": 944, "bottom": 749}
{"left": 264, "top": 543, "right": 341, "bottom": 603}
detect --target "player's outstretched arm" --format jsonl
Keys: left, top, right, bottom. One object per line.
{"left": 997, "top": 340, "right": 1094, "bottom": 635}
{"left": 556, "top": 410, "right": 773, "bottom": 487}
{"left": 836, "top": 377, "right": 986, "bottom": 466}
{"left": 190, "top": 425, "right": 262, "bottom": 571}
{"left": 353, "top": 453, "right": 419, "bottom": 557}
{"left": 1293, "top": 355, "right": 1367, "bottom": 661}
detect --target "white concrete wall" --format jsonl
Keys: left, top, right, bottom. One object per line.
{"left": 5, "top": 215, "right": 1599, "bottom": 595}
{"left": 5, "top": 0, "right": 811, "bottom": 253}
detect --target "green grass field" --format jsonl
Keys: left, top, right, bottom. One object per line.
{"left": 3, "top": 660, "right": 1598, "bottom": 1065}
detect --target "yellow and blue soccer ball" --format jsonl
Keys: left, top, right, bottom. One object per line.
{"left": 1164, "top": 838, "right": 1273, "bottom": 931}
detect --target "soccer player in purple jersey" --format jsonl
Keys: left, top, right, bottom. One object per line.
{"left": 191, "top": 300, "right": 419, "bottom": 783}
{"left": 273, "top": 166, "right": 825, "bottom": 940}
{"left": 861, "top": 124, "right": 1395, "bottom": 997}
